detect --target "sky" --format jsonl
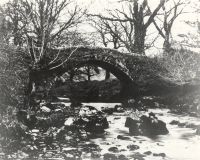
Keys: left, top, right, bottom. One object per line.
{"left": 0, "top": 0, "right": 199, "bottom": 55}
{"left": 85, "top": 0, "right": 200, "bottom": 55}
{"left": 76, "top": 0, "right": 199, "bottom": 55}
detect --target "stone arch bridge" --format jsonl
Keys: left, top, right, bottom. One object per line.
{"left": 32, "top": 46, "right": 176, "bottom": 98}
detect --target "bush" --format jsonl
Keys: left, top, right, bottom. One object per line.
{"left": 0, "top": 43, "right": 29, "bottom": 112}
{"left": 0, "top": 43, "right": 31, "bottom": 156}
{"left": 161, "top": 47, "right": 200, "bottom": 83}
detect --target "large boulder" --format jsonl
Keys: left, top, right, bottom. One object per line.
{"left": 125, "top": 113, "right": 169, "bottom": 136}
{"left": 125, "top": 117, "right": 140, "bottom": 135}
{"left": 140, "top": 114, "right": 169, "bottom": 136}
{"left": 65, "top": 105, "right": 109, "bottom": 133}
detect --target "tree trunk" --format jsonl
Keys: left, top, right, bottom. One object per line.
{"left": 105, "top": 70, "right": 110, "bottom": 80}
{"left": 24, "top": 70, "right": 36, "bottom": 109}
{"left": 87, "top": 66, "right": 91, "bottom": 81}
{"left": 133, "top": 26, "right": 146, "bottom": 54}
{"left": 163, "top": 33, "right": 173, "bottom": 56}
{"left": 69, "top": 70, "right": 75, "bottom": 82}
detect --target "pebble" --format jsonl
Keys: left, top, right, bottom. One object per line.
{"left": 153, "top": 153, "right": 166, "bottom": 157}
{"left": 32, "top": 129, "right": 40, "bottom": 133}
{"left": 196, "top": 126, "right": 200, "bottom": 135}
{"left": 108, "top": 147, "right": 119, "bottom": 153}
{"left": 117, "top": 135, "right": 130, "bottom": 140}
{"left": 64, "top": 117, "right": 74, "bottom": 126}
{"left": 41, "top": 106, "right": 51, "bottom": 113}
{"left": 44, "top": 152, "right": 53, "bottom": 158}
{"left": 103, "top": 153, "right": 117, "bottom": 160}
{"left": 143, "top": 151, "right": 152, "bottom": 155}
{"left": 131, "top": 152, "right": 145, "bottom": 160}
{"left": 169, "top": 120, "right": 179, "bottom": 125}
{"left": 91, "top": 151, "right": 101, "bottom": 158}
{"left": 118, "top": 154, "right": 129, "bottom": 160}
{"left": 127, "top": 144, "right": 140, "bottom": 151}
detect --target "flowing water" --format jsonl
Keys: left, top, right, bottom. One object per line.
{"left": 81, "top": 103, "right": 200, "bottom": 160}
{"left": 1, "top": 102, "right": 200, "bottom": 160}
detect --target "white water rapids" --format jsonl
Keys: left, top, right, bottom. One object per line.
{"left": 78, "top": 103, "right": 200, "bottom": 160}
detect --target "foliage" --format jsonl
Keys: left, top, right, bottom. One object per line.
{"left": 0, "top": 0, "right": 87, "bottom": 105}
{"left": 0, "top": 43, "right": 29, "bottom": 110}
{"left": 161, "top": 47, "right": 200, "bottom": 82}
{"left": 1, "top": 0, "right": 86, "bottom": 77}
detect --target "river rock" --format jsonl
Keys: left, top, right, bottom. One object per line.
{"left": 73, "top": 105, "right": 109, "bottom": 133}
{"left": 127, "top": 144, "right": 139, "bottom": 151}
{"left": 169, "top": 120, "right": 179, "bottom": 125}
{"left": 143, "top": 151, "right": 152, "bottom": 155}
{"left": 108, "top": 147, "right": 119, "bottom": 153}
{"left": 114, "top": 105, "right": 124, "bottom": 112}
{"left": 17, "top": 151, "right": 29, "bottom": 159}
{"left": 64, "top": 117, "right": 74, "bottom": 126}
{"left": 131, "top": 152, "right": 145, "bottom": 160}
{"left": 101, "top": 107, "right": 114, "bottom": 115}
{"left": 178, "top": 122, "right": 186, "bottom": 127}
{"left": 103, "top": 153, "right": 118, "bottom": 160}
{"left": 91, "top": 151, "right": 101, "bottom": 159}
{"left": 189, "top": 112, "right": 198, "bottom": 117}
{"left": 31, "top": 129, "right": 39, "bottom": 133}
{"left": 196, "top": 125, "right": 200, "bottom": 135}
{"left": 117, "top": 135, "right": 130, "bottom": 140}
{"left": 125, "top": 113, "right": 168, "bottom": 136}
{"left": 125, "top": 117, "right": 140, "bottom": 135}
{"left": 125, "top": 117, "right": 138, "bottom": 127}
{"left": 185, "top": 123, "right": 197, "bottom": 128}
{"left": 140, "top": 114, "right": 169, "bottom": 136}
{"left": 44, "top": 151, "right": 54, "bottom": 158}
{"left": 169, "top": 120, "right": 196, "bottom": 128}
{"left": 118, "top": 154, "right": 129, "bottom": 160}
{"left": 41, "top": 106, "right": 51, "bottom": 113}
{"left": 79, "top": 105, "right": 98, "bottom": 116}
{"left": 153, "top": 153, "right": 166, "bottom": 157}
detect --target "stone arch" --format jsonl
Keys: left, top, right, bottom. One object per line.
{"left": 47, "top": 46, "right": 138, "bottom": 98}
{"left": 48, "top": 47, "right": 133, "bottom": 81}
{"left": 58, "top": 60, "right": 133, "bottom": 84}
{"left": 31, "top": 46, "right": 140, "bottom": 100}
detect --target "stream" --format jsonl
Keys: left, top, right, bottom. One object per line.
{"left": 1, "top": 102, "right": 200, "bottom": 160}
{"left": 81, "top": 103, "right": 200, "bottom": 160}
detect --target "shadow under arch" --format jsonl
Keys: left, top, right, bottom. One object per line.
{"left": 55, "top": 59, "right": 138, "bottom": 99}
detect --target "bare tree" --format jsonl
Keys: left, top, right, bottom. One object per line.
{"left": 79, "top": 65, "right": 100, "bottom": 81}
{"left": 0, "top": 0, "right": 25, "bottom": 45}
{"left": 152, "top": 0, "right": 188, "bottom": 54}
{"left": 2, "top": 0, "right": 86, "bottom": 60}
{"left": 89, "top": 17, "right": 123, "bottom": 79}
{"left": 21, "top": 0, "right": 85, "bottom": 60}
{"left": 182, "top": 0, "right": 200, "bottom": 49}
{"left": 89, "top": 0, "right": 165, "bottom": 54}
{"left": 89, "top": 17, "right": 123, "bottom": 49}
{"left": 1, "top": 0, "right": 86, "bottom": 107}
